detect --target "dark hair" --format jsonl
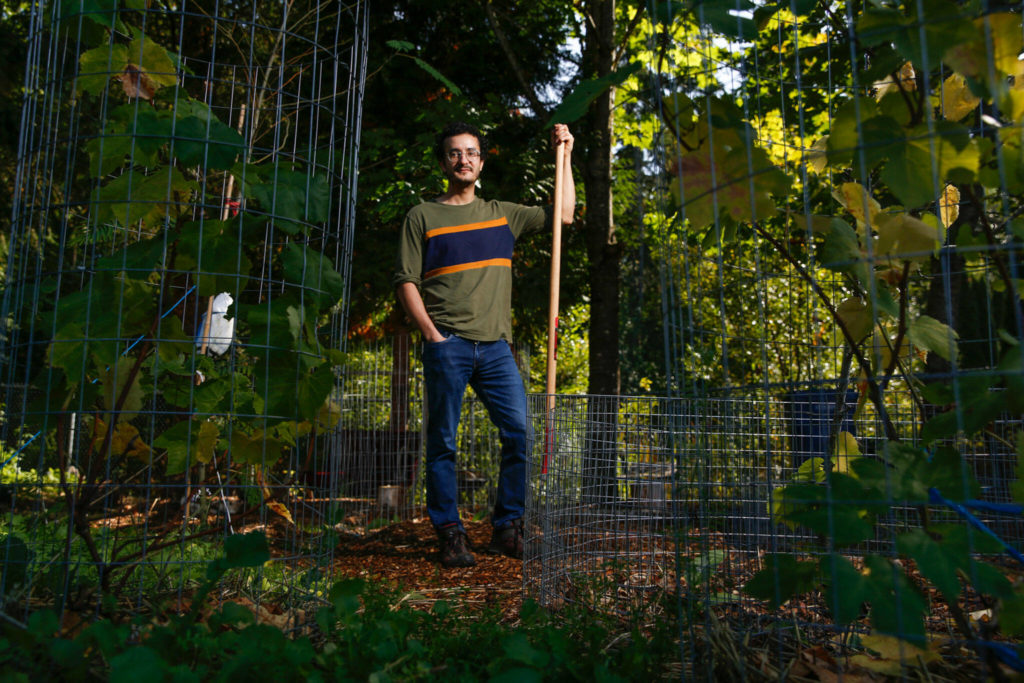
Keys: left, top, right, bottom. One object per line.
{"left": 434, "top": 121, "right": 488, "bottom": 162}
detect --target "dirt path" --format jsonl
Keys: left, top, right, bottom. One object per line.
{"left": 329, "top": 518, "right": 524, "bottom": 622}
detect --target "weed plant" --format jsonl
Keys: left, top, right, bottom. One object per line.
{"left": 0, "top": 532, "right": 680, "bottom": 681}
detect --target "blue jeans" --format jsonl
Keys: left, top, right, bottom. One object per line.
{"left": 422, "top": 332, "right": 528, "bottom": 531}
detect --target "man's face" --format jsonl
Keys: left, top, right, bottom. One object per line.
{"left": 440, "top": 133, "right": 484, "bottom": 186}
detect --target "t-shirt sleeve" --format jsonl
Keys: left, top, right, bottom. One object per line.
{"left": 500, "top": 202, "right": 551, "bottom": 238}
{"left": 392, "top": 209, "right": 424, "bottom": 287}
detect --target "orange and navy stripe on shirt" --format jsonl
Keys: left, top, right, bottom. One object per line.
{"left": 423, "top": 217, "right": 514, "bottom": 280}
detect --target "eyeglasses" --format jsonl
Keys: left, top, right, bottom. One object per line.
{"left": 446, "top": 149, "right": 481, "bottom": 162}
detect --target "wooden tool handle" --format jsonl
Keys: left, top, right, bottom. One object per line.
{"left": 544, "top": 141, "right": 567, "bottom": 472}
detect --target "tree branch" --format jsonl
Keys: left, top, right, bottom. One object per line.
{"left": 753, "top": 223, "right": 899, "bottom": 441}
{"left": 613, "top": 4, "right": 646, "bottom": 64}
{"left": 483, "top": 0, "right": 550, "bottom": 119}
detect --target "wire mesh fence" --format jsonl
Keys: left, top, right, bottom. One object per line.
{"left": 526, "top": 1, "right": 1024, "bottom": 676}
{"left": 1, "top": 0, "right": 1023, "bottom": 677}
{"left": 329, "top": 335, "right": 533, "bottom": 531}
{"left": 526, "top": 391, "right": 1024, "bottom": 673}
{"left": 1, "top": 0, "right": 368, "bottom": 622}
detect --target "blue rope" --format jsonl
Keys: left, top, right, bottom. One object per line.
{"left": 122, "top": 285, "right": 197, "bottom": 355}
{"left": 928, "top": 487, "right": 1024, "bottom": 566}
{"left": 927, "top": 487, "right": 1024, "bottom": 672}
{"left": 93, "top": 285, "right": 199, "bottom": 382}
{"left": 962, "top": 499, "right": 1024, "bottom": 516}
{"left": 0, "top": 430, "right": 42, "bottom": 471}
{"left": 972, "top": 639, "right": 1024, "bottom": 672}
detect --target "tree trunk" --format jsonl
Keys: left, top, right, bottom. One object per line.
{"left": 580, "top": 0, "right": 620, "bottom": 505}
{"left": 581, "top": 0, "right": 621, "bottom": 398}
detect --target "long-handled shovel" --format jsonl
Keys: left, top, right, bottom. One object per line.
{"left": 543, "top": 138, "right": 568, "bottom": 474}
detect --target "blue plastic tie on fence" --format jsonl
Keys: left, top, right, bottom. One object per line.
{"left": 972, "top": 639, "right": 1024, "bottom": 672}
{"left": 92, "top": 285, "right": 199, "bottom": 382}
{"left": 963, "top": 499, "right": 1024, "bottom": 516}
{"left": 928, "top": 487, "right": 1024, "bottom": 566}
{"left": 122, "top": 285, "right": 197, "bottom": 355}
{"left": 0, "top": 430, "right": 42, "bottom": 471}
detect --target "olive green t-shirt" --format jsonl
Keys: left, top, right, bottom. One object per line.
{"left": 393, "top": 198, "right": 549, "bottom": 342}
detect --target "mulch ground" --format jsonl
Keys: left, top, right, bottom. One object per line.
{"left": 329, "top": 517, "right": 524, "bottom": 622}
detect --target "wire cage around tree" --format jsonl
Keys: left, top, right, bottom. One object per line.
{"left": 525, "top": 2, "right": 1024, "bottom": 677}
{"left": 0, "top": 0, "right": 368, "bottom": 623}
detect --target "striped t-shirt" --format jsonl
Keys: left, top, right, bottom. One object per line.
{"left": 393, "top": 198, "right": 549, "bottom": 342}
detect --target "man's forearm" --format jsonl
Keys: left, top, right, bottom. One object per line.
{"left": 560, "top": 150, "right": 576, "bottom": 225}
{"left": 396, "top": 282, "right": 445, "bottom": 343}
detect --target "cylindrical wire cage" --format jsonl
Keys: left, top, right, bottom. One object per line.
{"left": 526, "top": 2, "right": 1024, "bottom": 676}
{"left": 1, "top": 0, "right": 368, "bottom": 621}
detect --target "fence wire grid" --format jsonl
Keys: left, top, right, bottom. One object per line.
{"left": 1, "top": 0, "right": 368, "bottom": 622}
{"left": 2, "top": 0, "right": 1024, "bottom": 679}
{"left": 522, "top": 1, "right": 1024, "bottom": 678}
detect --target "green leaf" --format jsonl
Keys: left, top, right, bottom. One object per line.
{"left": 836, "top": 297, "right": 873, "bottom": 343}
{"left": 281, "top": 243, "right": 345, "bottom": 308}
{"left": 857, "top": 115, "right": 907, "bottom": 169}
{"left": 998, "top": 345, "right": 1024, "bottom": 412}
{"left": 820, "top": 554, "right": 872, "bottom": 624}
{"left": 192, "top": 376, "right": 230, "bottom": 414}
{"left": 92, "top": 167, "right": 196, "bottom": 228}
{"left": 907, "top": 315, "right": 958, "bottom": 363}
{"left": 965, "top": 560, "right": 1015, "bottom": 600}
{"left": 919, "top": 381, "right": 954, "bottom": 406}
{"left": 874, "top": 212, "right": 944, "bottom": 261}
{"left": 880, "top": 123, "right": 979, "bottom": 209}
{"left": 100, "top": 356, "right": 144, "bottom": 419}
{"left": 863, "top": 554, "right": 927, "bottom": 643}
{"left": 244, "top": 296, "right": 303, "bottom": 352}
{"left": 491, "top": 669, "right": 543, "bottom": 683}
{"left": 154, "top": 420, "right": 219, "bottom": 475}
{"left": 547, "top": 63, "right": 642, "bottom": 127}
{"left": 155, "top": 324, "right": 193, "bottom": 363}
{"left": 109, "top": 646, "right": 166, "bottom": 683}
{"left": 691, "top": 0, "right": 757, "bottom": 39}
{"left": 895, "top": 528, "right": 963, "bottom": 602}
{"left": 175, "top": 219, "right": 252, "bottom": 296}
{"left": 171, "top": 115, "right": 245, "bottom": 170}
{"left": 920, "top": 408, "right": 960, "bottom": 443}
{"left": 818, "top": 218, "right": 870, "bottom": 285}
{"left": 776, "top": 476, "right": 878, "bottom": 547}
{"left": 385, "top": 39, "right": 415, "bottom": 52}
{"left": 742, "top": 554, "right": 818, "bottom": 608}
{"left": 858, "top": 0, "right": 977, "bottom": 69}
{"left": 256, "top": 357, "right": 334, "bottom": 423}
{"left": 228, "top": 429, "right": 284, "bottom": 466}
{"left": 410, "top": 56, "right": 462, "bottom": 96}
{"left": 86, "top": 106, "right": 174, "bottom": 175}
{"left": 826, "top": 99, "right": 879, "bottom": 169}
{"left": 95, "top": 235, "right": 166, "bottom": 278}
{"left": 926, "top": 446, "right": 980, "bottom": 501}
{"left": 76, "top": 43, "right": 127, "bottom": 96}
{"left": 1000, "top": 595, "right": 1024, "bottom": 636}
{"left": 503, "top": 633, "right": 549, "bottom": 668}
{"left": 222, "top": 531, "right": 270, "bottom": 568}
{"left": 126, "top": 31, "right": 179, "bottom": 89}
{"left": 670, "top": 125, "right": 791, "bottom": 229}
{"left": 246, "top": 170, "right": 332, "bottom": 234}
{"left": 0, "top": 535, "right": 34, "bottom": 591}
{"left": 212, "top": 601, "right": 257, "bottom": 629}
{"left": 206, "top": 531, "right": 271, "bottom": 579}
{"left": 960, "top": 391, "right": 1005, "bottom": 436}
{"left": 48, "top": 323, "right": 89, "bottom": 388}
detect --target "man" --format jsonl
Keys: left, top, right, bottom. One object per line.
{"left": 393, "top": 121, "right": 575, "bottom": 567}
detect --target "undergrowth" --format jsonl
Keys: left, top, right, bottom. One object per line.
{"left": 0, "top": 532, "right": 679, "bottom": 682}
